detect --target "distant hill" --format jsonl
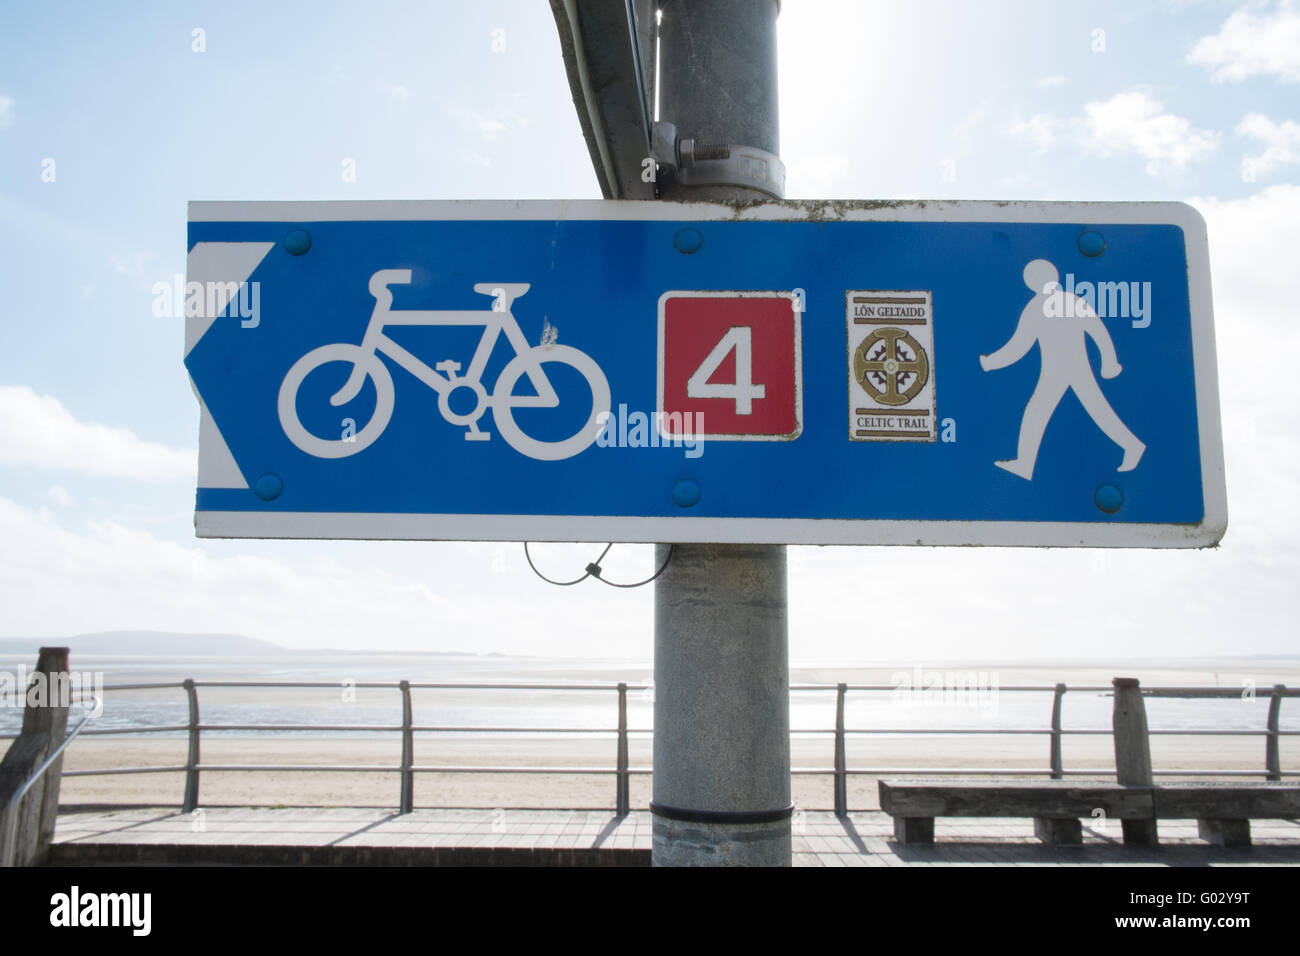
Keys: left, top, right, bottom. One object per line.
{"left": 0, "top": 631, "right": 288, "bottom": 657}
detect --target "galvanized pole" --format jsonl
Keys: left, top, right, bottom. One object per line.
{"left": 182, "top": 677, "right": 201, "bottom": 813}
{"left": 616, "top": 682, "right": 630, "bottom": 817}
{"left": 399, "top": 680, "right": 414, "bottom": 814}
{"left": 650, "top": 0, "right": 792, "bottom": 867}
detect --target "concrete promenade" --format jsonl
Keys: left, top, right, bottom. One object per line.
{"left": 48, "top": 807, "right": 1300, "bottom": 866}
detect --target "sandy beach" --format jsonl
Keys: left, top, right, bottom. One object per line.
{"left": 56, "top": 728, "right": 1287, "bottom": 812}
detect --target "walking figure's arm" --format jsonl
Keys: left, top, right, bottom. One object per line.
{"left": 980, "top": 306, "right": 1037, "bottom": 372}
{"left": 1080, "top": 302, "right": 1122, "bottom": 379}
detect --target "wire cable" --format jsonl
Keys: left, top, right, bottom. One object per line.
{"left": 523, "top": 543, "right": 673, "bottom": 589}
{"left": 524, "top": 542, "right": 612, "bottom": 586}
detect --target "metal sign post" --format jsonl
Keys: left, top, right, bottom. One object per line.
{"left": 648, "top": 0, "right": 792, "bottom": 866}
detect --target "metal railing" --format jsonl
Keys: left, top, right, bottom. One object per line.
{"left": 38, "top": 680, "right": 651, "bottom": 817}
{"left": 2, "top": 695, "right": 100, "bottom": 867}
{"left": 3, "top": 680, "right": 1295, "bottom": 817}
{"left": 803, "top": 682, "right": 1298, "bottom": 813}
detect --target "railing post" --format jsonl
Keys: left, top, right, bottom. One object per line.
{"left": 1112, "top": 677, "right": 1157, "bottom": 845}
{"left": 616, "top": 683, "right": 629, "bottom": 817}
{"left": 1049, "top": 683, "right": 1066, "bottom": 780}
{"left": 833, "top": 683, "right": 847, "bottom": 817}
{"left": 182, "top": 678, "right": 200, "bottom": 813}
{"left": 1266, "top": 684, "right": 1284, "bottom": 782}
{"left": 399, "top": 680, "right": 414, "bottom": 814}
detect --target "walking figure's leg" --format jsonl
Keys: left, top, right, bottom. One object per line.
{"left": 996, "top": 380, "right": 1068, "bottom": 480}
{"left": 1072, "top": 375, "right": 1145, "bottom": 471}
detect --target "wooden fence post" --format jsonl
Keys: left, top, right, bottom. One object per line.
{"left": 0, "top": 648, "right": 72, "bottom": 866}
{"left": 1112, "top": 676, "right": 1158, "bottom": 846}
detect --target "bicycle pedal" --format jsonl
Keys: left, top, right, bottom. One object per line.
{"left": 464, "top": 430, "right": 491, "bottom": 442}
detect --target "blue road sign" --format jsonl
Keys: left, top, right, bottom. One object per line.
{"left": 185, "top": 199, "right": 1225, "bottom": 547}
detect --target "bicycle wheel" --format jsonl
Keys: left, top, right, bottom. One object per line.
{"left": 278, "top": 343, "right": 395, "bottom": 458}
{"left": 493, "top": 345, "right": 611, "bottom": 461}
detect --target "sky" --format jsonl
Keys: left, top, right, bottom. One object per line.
{"left": 0, "top": 0, "right": 1297, "bottom": 661}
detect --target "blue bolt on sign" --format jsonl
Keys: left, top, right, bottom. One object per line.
{"left": 184, "top": 200, "right": 1225, "bottom": 547}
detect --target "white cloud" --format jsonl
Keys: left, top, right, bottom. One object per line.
{"left": 1189, "top": 0, "right": 1300, "bottom": 83}
{"left": 1075, "top": 91, "right": 1220, "bottom": 177}
{"left": 0, "top": 95, "right": 13, "bottom": 130}
{"left": 108, "top": 248, "right": 159, "bottom": 295}
{"left": 447, "top": 94, "right": 533, "bottom": 145}
{"left": 43, "top": 484, "right": 75, "bottom": 508}
{"left": 458, "top": 148, "right": 493, "bottom": 169}
{"left": 1006, "top": 112, "right": 1062, "bottom": 155}
{"left": 1188, "top": 183, "right": 1300, "bottom": 330}
{"left": 1186, "top": 184, "right": 1300, "bottom": 555}
{"left": 0, "top": 498, "right": 440, "bottom": 644}
{"left": 0, "top": 496, "right": 657, "bottom": 655}
{"left": 0, "top": 385, "right": 195, "bottom": 481}
{"left": 450, "top": 105, "right": 510, "bottom": 141}
{"left": 952, "top": 97, "right": 992, "bottom": 155}
{"left": 1236, "top": 112, "right": 1300, "bottom": 176}
{"left": 1036, "top": 74, "right": 1069, "bottom": 89}
{"left": 785, "top": 150, "right": 850, "bottom": 198}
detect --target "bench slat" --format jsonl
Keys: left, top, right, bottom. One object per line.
{"left": 1154, "top": 786, "right": 1300, "bottom": 819}
{"left": 879, "top": 781, "right": 1154, "bottom": 819}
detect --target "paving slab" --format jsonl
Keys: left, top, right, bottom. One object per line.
{"left": 48, "top": 807, "right": 1300, "bottom": 866}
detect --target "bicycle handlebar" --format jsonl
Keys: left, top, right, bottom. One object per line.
{"left": 369, "top": 269, "right": 413, "bottom": 303}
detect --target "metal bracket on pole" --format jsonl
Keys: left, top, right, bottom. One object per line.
{"left": 650, "top": 121, "right": 694, "bottom": 174}
{"left": 678, "top": 143, "right": 786, "bottom": 198}
{"left": 651, "top": 121, "right": 786, "bottom": 198}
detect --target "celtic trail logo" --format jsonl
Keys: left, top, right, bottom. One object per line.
{"left": 853, "top": 327, "right": 930, "bottom": 406}
{"left": 846, "top": 289, "right": 937, "bottom": 442}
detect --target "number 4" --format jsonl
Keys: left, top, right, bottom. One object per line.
{"left": 686, "top": 326, "right": 765, "bottom": 415}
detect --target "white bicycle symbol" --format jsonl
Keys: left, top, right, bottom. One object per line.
{"left": 277, "top": 269, "right": 611, "bottom": 461}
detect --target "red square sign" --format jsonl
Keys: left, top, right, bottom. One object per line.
{"left": 657, "top": 291, "right": 802, "bottom": 440}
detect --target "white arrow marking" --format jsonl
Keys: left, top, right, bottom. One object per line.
{"left": 184, "top": 241, "right": 275, "bottom": 356}
{"left": 186, "top": 241, "right": 275, "bottom": 489}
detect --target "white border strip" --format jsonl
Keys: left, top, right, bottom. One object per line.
{"left": 197, "top": 510, "right": 1221, "bottom": 548}
{"left": 189, "top": 198, "right": 1208, "bottom": 227}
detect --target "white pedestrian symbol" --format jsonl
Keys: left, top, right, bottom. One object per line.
{"left": 980, "top": 259, "right": 1144, "bottom": 480}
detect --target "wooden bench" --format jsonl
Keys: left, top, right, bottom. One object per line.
{"left": 1153, "top": 784, "right": 1300, "bottom": 847}
{"left": 878, "top": 780, "right": 1300, "bottom": 847}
